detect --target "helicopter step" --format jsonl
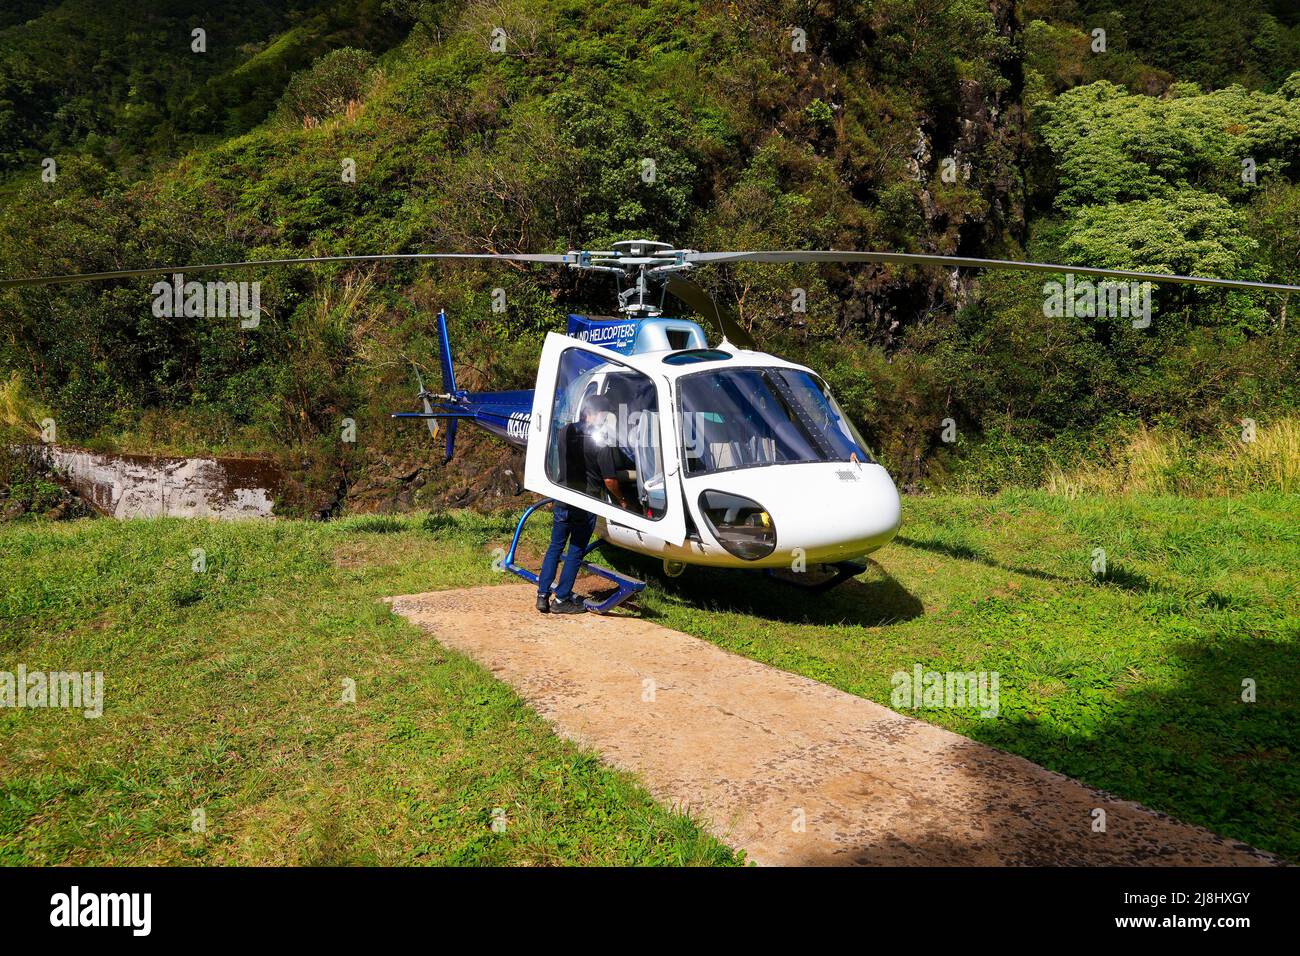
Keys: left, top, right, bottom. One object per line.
{"left": 503, "top": 497, "right": 645, "bottom": 614}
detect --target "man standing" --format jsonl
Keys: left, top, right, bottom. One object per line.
{"left": 536, "top": 393, "right": 628, "bottom": 614}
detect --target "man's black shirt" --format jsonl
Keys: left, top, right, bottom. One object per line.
{"left": 559, "top": 421, "right": 619, "bottom": 500}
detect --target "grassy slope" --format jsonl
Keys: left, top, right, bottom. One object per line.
{"left": 2, "top": 492, "right": 1298, "bottom": 864}
{"left": 0, "top": 512, "right": 736, "bottom": 865}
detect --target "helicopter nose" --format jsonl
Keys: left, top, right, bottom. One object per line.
{"left": 785, "top": 462, "right": 901, "bottom": 563}
{"left": 683, "top": 461, "right": 901, "bottom": 567}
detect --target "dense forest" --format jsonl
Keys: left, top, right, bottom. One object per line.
{"left": 1, "top": 0, "right": 1298, "bottom": 514}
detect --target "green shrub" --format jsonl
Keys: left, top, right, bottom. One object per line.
{"left": 276, "top": 48, "right": 376, "bottom": 124}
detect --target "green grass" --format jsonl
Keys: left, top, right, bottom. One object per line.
{"left": 0, "top": 512, "right": 737, "bottom": 865}
{"left": 3, "top": 493, "right": 1298, "bottom": 864}
{"left": 617, "top": 490, "right": 1300, "bottom": 862}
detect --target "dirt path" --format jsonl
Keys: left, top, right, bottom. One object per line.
{"left": 388, "top": 584, "right": 1281, "bottom": 866}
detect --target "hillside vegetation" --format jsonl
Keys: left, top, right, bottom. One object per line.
{"left": 0, "top": 0, "right": 1298, "bottom": 510}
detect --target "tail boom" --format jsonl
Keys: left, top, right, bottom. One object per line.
{"left": 391, "top": 310, "right": 535, "bottom": 460}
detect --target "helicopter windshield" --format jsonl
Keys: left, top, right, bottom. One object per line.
{"left": 677, "top": 367, "right": 875, "bottom": 476}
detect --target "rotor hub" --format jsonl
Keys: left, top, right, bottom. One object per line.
{"left": 565, "top": 239, "right": 696, "bottom": 317}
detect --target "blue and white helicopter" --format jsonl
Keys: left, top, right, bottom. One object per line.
{"left": 7, "top": 240, "right": 1298, "bottom": 611}
{"left": 393, "top": 241, "right": 903, "bottom": 610}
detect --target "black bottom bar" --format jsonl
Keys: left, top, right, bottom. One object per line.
{"left": 0, "top": 866, "right": 1292, "bottom": 942}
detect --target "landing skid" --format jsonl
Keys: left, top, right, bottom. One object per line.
{"left": 503, "top": 498, "right": 646, "bottom": 614}
{"left": 765, "top": 559, "right": 868, "bottom": 593}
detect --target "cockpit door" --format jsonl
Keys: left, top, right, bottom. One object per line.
{"left": 524, "top": 332, "right": 686, "bottom": 546}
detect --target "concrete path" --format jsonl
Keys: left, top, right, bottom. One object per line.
{"left": 388, "top": 584, "right": 1282, "bottom": 866}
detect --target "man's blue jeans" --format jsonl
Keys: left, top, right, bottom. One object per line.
{"left": 537, "top": 503, "right": 598, "bottom": 602}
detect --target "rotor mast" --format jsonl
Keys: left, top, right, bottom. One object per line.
{"left": 566, "top": 239, "right": 694, "bottom": 317}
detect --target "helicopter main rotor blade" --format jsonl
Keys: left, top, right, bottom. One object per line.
{"left": 664, "top": 275, "right": 757, "bottom": 349}
{"left": 0, "top": 252, "right": 573, "bottom": 290}
{"left": 10, "top": 244, "right": 1295, "bottom": 297}
{"left": 685, "top": 250, "right": 1300, "bottom": 295}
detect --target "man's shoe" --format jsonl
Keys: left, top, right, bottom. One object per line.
{"left": 552, "top": 596, "right": 588, "bottom": 614}
{"left": 535, "top": 594, "right": 551, "bottom": 613}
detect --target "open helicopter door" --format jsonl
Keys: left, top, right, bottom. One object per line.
{"left": 525, "top": 332, "right": 687, "bottom": 547}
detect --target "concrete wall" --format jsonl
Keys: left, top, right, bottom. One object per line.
{"left": 38, "top": 446, "right": 282, "bottom": 519}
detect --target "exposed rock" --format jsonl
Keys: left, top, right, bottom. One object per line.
{"left": 0, "top": 446, "right": 96, "bottom": 520}
{"left": 343, "top": 425, "right": 527, "bottom": 515}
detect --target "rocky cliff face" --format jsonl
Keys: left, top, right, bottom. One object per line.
{"left": 341, "top": 427, "right": 528, "bottom": 515}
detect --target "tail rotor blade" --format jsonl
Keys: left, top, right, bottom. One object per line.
{"left": 410, "top": 362, "right": 438, "bottom": 440}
